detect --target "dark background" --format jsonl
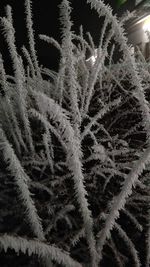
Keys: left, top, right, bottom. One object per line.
{"left": 0, "top": 0, "right": 136, "bottom": 71}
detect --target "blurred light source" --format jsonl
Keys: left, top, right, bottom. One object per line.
{"left": 135, "top": 14, "right": 150, "bottom": 26}
{"left": 86, "top": 49, "right": 97, "bottom": 66}
{"left": 143, "top": 16, "right": 150, "bottom": 32}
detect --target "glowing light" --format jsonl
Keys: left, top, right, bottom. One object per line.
{"left": 86, "top": 55, "right": 96, "bottom": 64}
{"left": 135, "top": 15, "right": 150, "bottom": 26}
{"left": 86, "top": 49, "right": 98, "bottom": 65}
{"left": 143, "top": 16, "right": 150, "bottom": 32}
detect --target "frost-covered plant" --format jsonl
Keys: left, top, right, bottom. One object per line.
{"left": 0, "top": 0, "right": 149, "bottom": 266}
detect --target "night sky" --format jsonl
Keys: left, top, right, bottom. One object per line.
{"left": 0, "top": 0, "right": 135, "bottom": 71}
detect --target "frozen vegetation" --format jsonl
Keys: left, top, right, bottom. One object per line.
{"left": 0, "top": 0, "right": 149, "bottom": 266}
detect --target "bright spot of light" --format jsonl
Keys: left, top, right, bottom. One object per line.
{"left": 136, "top": 14, "right": 150, "bottom": 26}
{"left": 86, "top": 49, "right": 97, "bottom": 65}
{"left": 88, "top": 55, "right": 96, "bottom": 64}
{"left": 143, "top": 16, "right": 150, "bottom": 32}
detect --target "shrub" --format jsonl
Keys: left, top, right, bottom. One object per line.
{"left": 0, "top": 0, "right": 149, "bottom": 266}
